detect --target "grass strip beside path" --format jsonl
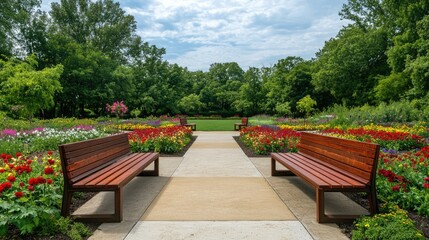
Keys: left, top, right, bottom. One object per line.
{"left": 190, "top": 119, "right": 239, "bottom": 131}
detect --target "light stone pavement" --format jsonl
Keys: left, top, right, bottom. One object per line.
{"left": 83, "top": 131, "right": 366, "bottom": 240}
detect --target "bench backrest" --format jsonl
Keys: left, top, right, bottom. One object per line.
{"left": 298, "top": 132, "right": 380, "bottom": 184}
{"left": 241, "top": 117, "right": 248, "bottom": 125}
{"left": 59, "top": 133, "right": 131, "bottom": 185}
{"left": 180, "top": 118, "right": 188, "bottom": 125}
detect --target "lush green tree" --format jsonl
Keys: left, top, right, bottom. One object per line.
{"left": 312, "top": 26, "right": 389, "bottom": 106}
{"left": 0, "top": 55, "right": 63, "bottom": 119}
{"left": 341, "top": 0, "right": 429, "bottom": 102}
{"left": 296, "top": 95, "right": 317, "bottom": 119}
{"left": 46, "top": 0, "right": 144, "bottom": 116}
{"left": 0, "top": 0, "right": 41, "bottom": 57}
{"left": 235, "top": 67, "right": 265, "bottom": 116}
{"left": 263, "top": 57, "right": 304, "bottom": 114}
{"left": 178, "top": 94, "right": 204, "bottom": 115}
{"left": 198, "top": 62, "right": 244, "bottom": 116}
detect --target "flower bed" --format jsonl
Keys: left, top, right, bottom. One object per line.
{"left": 0, "top": 152, "right": 90, "bottom": 238}
{"left": 128, "top": 125, "right": 192, "bottom": 153}
{"left": 0, "top": 126, "right": 106, "bottom": 155}
{"left": 239, "top": 126, "right": 301, "bottom": 155}
{"left": 376, "top": 147, "right": 429, "bottom": 217}
{"left": 321, "top": 127, "right": 425, "bottom": 151}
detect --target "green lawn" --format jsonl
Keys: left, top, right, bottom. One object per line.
{"left": 189, "top": 119, "right": 240, "bottom": 131}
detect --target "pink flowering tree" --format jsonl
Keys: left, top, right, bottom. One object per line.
{"left": 106, "top": 101, "right": 128, "bottom": 118}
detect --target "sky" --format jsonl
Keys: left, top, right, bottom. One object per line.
{"left": 41, "top": 0, "right": 350, "bottom": 71}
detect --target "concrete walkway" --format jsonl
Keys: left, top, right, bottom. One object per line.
{"left": 83, "top": 131, "right": 368, "bottom": 240}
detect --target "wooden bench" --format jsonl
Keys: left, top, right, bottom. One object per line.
{"left": 59, "top": 133, "right": 159, "bottom": 222}
{"left": 271, "top": 132, "right": 380, "bottom": 223}
{"left": 234, "top": 117, "right": 248, "bottom": 131}
{"left": 180, "top": 117, "right": 196, "bottom": 131}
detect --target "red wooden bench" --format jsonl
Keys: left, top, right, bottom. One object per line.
{"left": 271, "top": 132, "right": 380, "bottom": 223}
{"left": 180, "top": 117, "right": 196, "bottom": 131}
{"left": 234, "top": 117, "right": 248, "bottom": 131}
{"left": 59, "top": 133, "right": 159, "bottom": 222}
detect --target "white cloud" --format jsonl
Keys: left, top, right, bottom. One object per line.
{"left": 42, "top": 0, "right": 350, "bottom": 71}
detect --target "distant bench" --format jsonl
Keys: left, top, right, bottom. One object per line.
{"left": 180, "top": 118, "right": 196, "bottom": 131}
{"left": 271, "top": 132, "right": 380, "bottom": 223}
{"left": 59, "top": 133, "right": 159, "bottom": 222}
{"left": 234, "top": 117, "right": 248, "bottom": 131}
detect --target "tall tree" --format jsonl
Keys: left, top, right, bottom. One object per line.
{"left": 0, "top": 0, "right": 41, "bottom": 57}
{"left": 312, "top": 26, "right": 389, "bottom": 106}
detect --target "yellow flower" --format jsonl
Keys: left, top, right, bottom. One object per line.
{"left": 364, "top": 223, "right": 370, "bottom": 228}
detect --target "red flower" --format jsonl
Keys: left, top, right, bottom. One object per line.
{"left": 28, "top": 186, "right": 34, "bottom": 191}
{"left": 47, "top": 151, "right": 53, "bottom": 155}
{"left": 15, "top": 191, "right": 24, "bottom": 198}
{"left": 1, "top": 153, "right": 6, "bottom": 159}
{"left": 19, "top": 182, "right": 24, "bottom": 187}
{"left": 7, "top": 175, "right": 16, "bottom": 182}
{"left": 47, "top": 179, "right": 53, "bottom": 184}
{"left": 27, "top": 159, "right": 32, "bottom": 164}
{"left": 0, "top": 185, "right": 3, "bottom": 193}
{"left": 44, "top": 166, "right": 54, "bottom": 175}
{"left": 48, "top": 159, "right": 55, "bottom": 165}
{"left": 16, "top": 152, "right": 22, "bottom": 157}
{"left": 424, "top": 177, "right": 429, "bottom": 182}
{"left": 424, "top": 183, "right": 429, "bottom": 189}
{"left": 36, "top": 176, "right": 46, "bottom": 184}
{"left": 1, "top": 182, "right": 12, "bottom": 189}
{"left": 0, "top": 169, "right": 4, "bottom": 173}
{"left": 392, "top": 185, "right": 401, "bottom": 192}
{"left": 28, "top": 177, "right": 38, "bottom": 186}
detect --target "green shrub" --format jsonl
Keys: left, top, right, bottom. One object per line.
{"left": 352, "top": 208, "right": 424, "bottom": 240}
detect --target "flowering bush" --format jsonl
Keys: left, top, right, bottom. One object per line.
{"left": 0, "top": 126, "right": 105, "bottom": 155}
{"left": 376, "top": 147, "right": 429, "bottom": 217}
{"left": 106, "top": 101, "right": 128, "bottom": 117}
{"left": 352, "top": 206, "right": 425, "bottom": 240}
{"left": 321, "top": 127, "right": 425, "bottom": 151}
{"left": 278, "top": 124, "right": 330, "bottom": 131}
{"left": 128, "top": 126, "right": 192, "bottom": 153}
{"left": 239, "top": 126, "right": 301, "bottom": 155}
{"left": 0, "top": 151, "right": 63, "bottom": 235}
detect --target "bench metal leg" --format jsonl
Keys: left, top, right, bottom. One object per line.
{"left": 271, "top": 158, "right": 296, "bottom": 176}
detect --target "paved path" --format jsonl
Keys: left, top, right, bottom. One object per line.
{"left": 85, "top": 131, "right": 367, "bottom": 240}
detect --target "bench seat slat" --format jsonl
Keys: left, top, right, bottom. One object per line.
{"left": 298, "top": 153, "right": 369, "bottom": 185}
{"left": 273, "top": 153, "right": 366, "bottom": 189}
{"left": 73, "top": 153, "right": 151, "bottom": 187}
{"left": 284, "top": 153, "right": 366, "bottom": 187}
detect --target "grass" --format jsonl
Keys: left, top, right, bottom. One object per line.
{"left": 189, "top": 119, "right": 240, "bottom": 131}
